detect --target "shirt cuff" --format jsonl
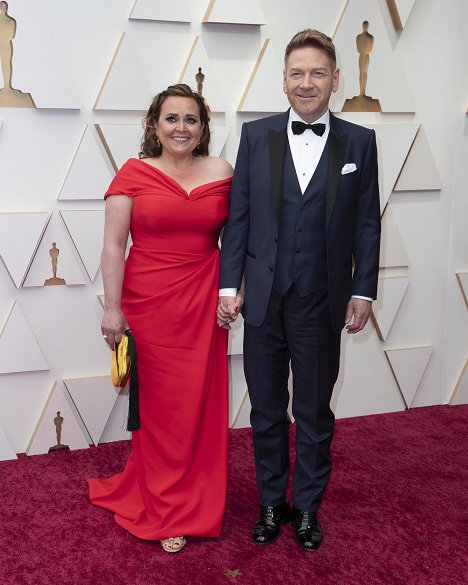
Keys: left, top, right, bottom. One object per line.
{"left": 219, "top": 288, "right": 237, "bottom": 297}
{"left": 351, "top": 295, "right": 373, "bottom": 302}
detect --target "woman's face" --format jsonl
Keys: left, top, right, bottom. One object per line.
{"left": 155, "top": 96, "right": 203, "bottom": 158}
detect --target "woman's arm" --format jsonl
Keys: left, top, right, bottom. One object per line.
{"left": 100, "top": 195, "right": 133, "bottom": 348}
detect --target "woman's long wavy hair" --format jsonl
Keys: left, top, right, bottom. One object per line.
{"left": 139, "top": 84, "right": 210, "bottom": 158}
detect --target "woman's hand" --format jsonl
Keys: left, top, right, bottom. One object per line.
{"left": 217, "top": 291, "right": 244, "bottom": 330}
{"left": 101, "top": 308, "right": 128, "bottom": 349}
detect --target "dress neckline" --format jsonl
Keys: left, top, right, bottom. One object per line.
{"left": 135, "top": 158, "right": 232, "bottom": 198}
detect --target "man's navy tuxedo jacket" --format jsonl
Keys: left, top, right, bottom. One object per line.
{"left": 219, "top": 110, "right": 381, "bottom": 334}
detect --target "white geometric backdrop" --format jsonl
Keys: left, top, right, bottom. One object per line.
{"left": 0, "top": 0, "right": 466, "bottom": 459}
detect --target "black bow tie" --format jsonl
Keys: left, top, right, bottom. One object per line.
{"left": 291, "top": 121, "right": 326, "bottom": 136}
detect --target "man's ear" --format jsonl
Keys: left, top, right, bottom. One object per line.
{"left": 332, "top": 68, "right": 340, "bottom": 93}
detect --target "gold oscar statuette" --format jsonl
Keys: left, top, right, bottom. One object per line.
{"left": 0, "top": 1, "right": 35, "bottom": 108}
{"left": 195, "top": 66, "right": 210, "bottom": 114}
{"left": 48, "top": 411, "right": 70, "bottom": 452}
{"left": 44, "top": 242, "right": 66, "bottom": 286}
{"left": 342, "top": 21, "right": 381, "bottom": 113}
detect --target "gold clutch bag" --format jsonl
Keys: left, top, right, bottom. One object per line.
{"left": 110, "top": 330, "right": 140, "bottom": 431}
{"left": 111, "top": 332, "right": 131, "bottom": 388}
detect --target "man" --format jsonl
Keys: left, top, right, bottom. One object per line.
{"left": 218, "top": 29, "right": 380, "bottom": 551}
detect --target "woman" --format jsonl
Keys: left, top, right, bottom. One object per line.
{"left": 88, "top": 84, "right": 236, "bottom": 553}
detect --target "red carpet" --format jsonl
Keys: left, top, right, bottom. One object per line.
{"left": 1, "top": 405, "right": 467, "bottom": 585}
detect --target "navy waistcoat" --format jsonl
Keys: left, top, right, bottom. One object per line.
{"left": 273, "top": 140, "right": 329, "bottom": 296}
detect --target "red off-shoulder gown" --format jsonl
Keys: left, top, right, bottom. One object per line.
{"left": 88, "top": 158, "right": 231, "bottom": 540}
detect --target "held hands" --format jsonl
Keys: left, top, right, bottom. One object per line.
{"left": 345, "top": 298, "right": 372, "bottom": 334}
{"left": 101, "top": 308, "right": 128, "bottom": 349}
{"left": 217, "top": 292, "right": 244, "bottom": 330}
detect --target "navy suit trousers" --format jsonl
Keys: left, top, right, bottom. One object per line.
{"left": 243, "top": 285, "right": 341, "bottom": 511}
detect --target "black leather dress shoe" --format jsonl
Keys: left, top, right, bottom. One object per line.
{"left": 252, "top": 502, "right": 291, "bottom": 545}
{"left": 291, "top": 507, "right": 323, "bottom": 551}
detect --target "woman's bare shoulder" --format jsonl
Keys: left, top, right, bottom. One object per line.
{"left": 204, "top": 156, "right": 233, "bottom": 179}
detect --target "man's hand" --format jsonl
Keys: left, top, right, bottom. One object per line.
{"left": 217, "top": 293, "right": 243, "bottom": 329}
{"left": 345, "top": 298, "right": 372, "bottom": 334}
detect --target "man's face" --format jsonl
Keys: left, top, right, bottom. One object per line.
{"left": 283, "top": 46, "right": 339, "bottom": 122}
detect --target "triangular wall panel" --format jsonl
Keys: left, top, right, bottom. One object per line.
{"left": 98, "top": 389, "right": 132, "bottom": 444}
{"left": 0, "top": 424, "right": 17, "bottom": 461}
{"left": 0, "top": 301, "right": 49, "bottom": 374}
{"left": 332, "top": 322, "right": 405, "bottom": 417}
{"left": 238, "top": 39, "right": 289, "bottom": 112}
{"left": 363, "top": 124, "right": 419, "bottom": 213}
{"left": 210, "top": 126, "right": 231, "bottom": 157}
{"left": 372, "top": 276, "right": 409, "bottom": 340}
{"left": 0, "top": 213, "right": 50, "bottom": 287}
{"left": 456, "top": 272, "right": 468, "bottom": 309}
{"left": 129, "top": 33, "right": 193, "bottom": 97}
{"left": 95, "top": 124, "right": 142, "bottom": 172}
{"left": 227, "top": 313, "right": 244, "bottom": 356}
{"left": 23, "top": 214, "right": 86, "bottom": 287}
{"left": 231, "top": 389, "right": 251, "bottom": 429}
{"left": 386, "top": 0, "right": 417, "bottom": 30}
{"left": 63, "top": 376, "right": 120, "bottom": 445}
{"left": 203, "top": 0, "right": 265, "bottom": 25}
{"left": 94, "top": 33, "right": 152, "bottom": 111}
{"left": 394, "top": 127, "right": 442, "bottom": 191}
{"left": 60, "top": 211, "right": 105, "bottom": 282}
{"left": 59, "top": 126, "right": 114, "bottom": 201}
{"left": 333, "top": 0, "right": 416, "bottom": 112}
{"left": 385, "top": 346, "right": 432, "bottom": 407}
{"left": 130, "top": 0, "right": 191, "bottom": 22}
{"left": 26, "top": 382, "right": 90, "bottom": 455}
{"left": 0, "top": 372, "right": 54, "bottom": 455}
{"left": 380, "top": 206, "right": 410, "bottom": 268}
{"left": 179, "top": 37, "right": 227, "bottom": 112}
{"left": 449, "top": 358, "right": 468, "bottom": 405}
{"left": 228, "top": 355, "right": 248, "bottom": 427}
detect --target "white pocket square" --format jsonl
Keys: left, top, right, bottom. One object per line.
{"left": 341, "top": 163, "right": 357, "bottom": 175}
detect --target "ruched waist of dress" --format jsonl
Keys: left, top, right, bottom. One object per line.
{"left": 127, "top": 245, "right": 220, "bottom": 263}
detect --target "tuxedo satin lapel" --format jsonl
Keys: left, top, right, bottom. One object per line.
{"left": 326, "top": 131, "right": 348, "bottom": 227}
{"left": 269, "top": 128, "right": 287, "bottom": 225}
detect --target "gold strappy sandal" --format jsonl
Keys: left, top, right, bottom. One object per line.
{"left": 160, "top": 536, "right": 187, "bottom": 553}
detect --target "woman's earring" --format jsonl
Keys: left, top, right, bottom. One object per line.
{"left": 156, "top": 135, "right": 160, "bottom": 148}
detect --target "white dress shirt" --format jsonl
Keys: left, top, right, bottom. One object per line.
{"left": 288, "top": 109, "right": 329, "bottom": 194}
